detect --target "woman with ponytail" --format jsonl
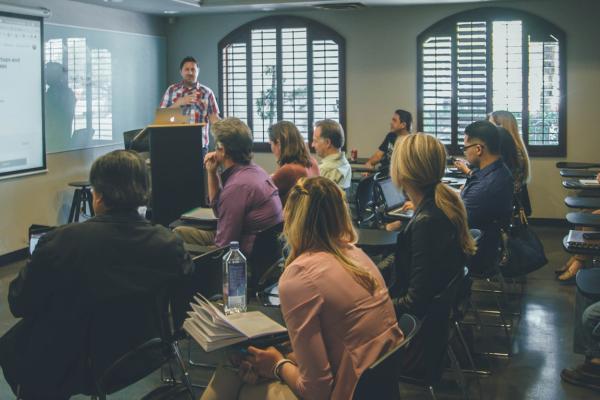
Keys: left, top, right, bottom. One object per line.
{"left": 201, "top": 176, "right": 403, "bottom": 400}
{"left": 389, "top": 133, "right": 477, "bottom": 319}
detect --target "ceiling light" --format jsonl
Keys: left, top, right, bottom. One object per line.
{"left": 164, "top": 10, "right": 179, "bottom": 14}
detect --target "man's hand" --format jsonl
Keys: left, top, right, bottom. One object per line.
{"left": 401, "top": 201, "right": 414, "bottom": 211}
{"left": 173, "top": 94, "right": 198, "bottom": 107}
{"left": 208, "top": 112, "right": 220, "bottom": 125}
{"left": 454, "top": 159, "right": 471, "bottom": 175}
{"left": 204, "top": 151, "right": 219, "bottom": 174}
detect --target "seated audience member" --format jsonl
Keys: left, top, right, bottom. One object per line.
{"left": 365, "top": 109, "right": 413, "bottom": 173}
{"left": 268, "top": 121, "right": 319, "bottom": 205}
{"left": 388, "top": 133, "right": 477, "bottom": 319}
{"left": 174, "top": 117, "right": 283, "bottom": 256}
{"left": 200, "top": 177, "right": 403, "bottom": 400}
{"left": 459, "top": 120, "right": 514, "bottom": 273}
{"left": 0, "top": 150, "right": 193, "bottom": 400}
{"left": 311, "top": 119, "right": 352, "bottom": 191}
{"left": 489, "top": 110, "right": 531, "bottom": 195}
{"left": 562, "top": 297, "right": 600, "bottom": 390}
{"left": 555, "top": 172, "right": 600, "bottom": 282}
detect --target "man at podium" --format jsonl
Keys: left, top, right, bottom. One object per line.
{"left": 160, "top": 56, "right": 220, "bottom": 149}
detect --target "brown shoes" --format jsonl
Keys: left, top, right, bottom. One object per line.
{"left": 561, "top": 363, "right": 600, "bottom": 391}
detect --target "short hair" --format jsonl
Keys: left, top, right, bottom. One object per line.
{"left": 314, "top": 119, "right": 344, "bottom": 149}
{"left": 89, "top": 150, "right": 149, "bottom": 210}
{"left": 464, "top": 120, "right": 501, "bottom": 155}
{"left": 268, "top": 121, "right": 312, "bottom": 168}
{"left": 179, "top": 56, "right": 197, "bottom": 70}
{"left": 394, "top": 109, "right": 413, "bottom": 132}
{"left": 212, "top": 117, "right": 253, "bottom": 165}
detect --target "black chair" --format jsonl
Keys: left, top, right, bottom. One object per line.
{"left": 247, "top": 222, "right": 284, "bottom": 292}
{"left": 397, "top": 270, "right": 470, "bottom": 400}
{"left": 87, "top": 291, "right": 194, "bottom": 400}
{"left": 355, "top": 174, "right": 377, "bottom": 226}
{"left": 576, "top": 268, "right": 600, "bottom": 301}
{"left": 123, "top": 128, "right": 149, "bottom": 153}
{"left": 353, "top": 314, "right": 421, "bottom": 400}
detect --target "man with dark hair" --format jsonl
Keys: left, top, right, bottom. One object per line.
{"left": 311, "top": 119, "right": 352, "bottom": 190}
{"left": 365, "top": 109, "right": 413, "bottom": 172}
{"left": 174, "top": 118, "right": 282, "bottom": 255}
{"left": 0, "top": 150, "right": 193, "bottom": 399}
{"left": 160, "top": 55, "right": 220, "bottom": 149}
{"left": 459, "top": 120, "right": 514, "bottom": 272}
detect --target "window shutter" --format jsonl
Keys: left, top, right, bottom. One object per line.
{"left": 528, "top": 33, "right": 560, "bottom": 146}
{"left": 280, "top": 28, "right": 309, "bottom": 139}
{"left": 90, "top": 48, "right": 111, "bottom": 140}
{"left": 251, "top": 28, "right": 277, "bottom": 143}
{"left": 456, "top": 21, "right": 488, "bottom": 141}
{"left": 421, "top": 35, "right": 452, "bottom": 144}
{"left": 312, "top": 39, "right": 340, "bottom": 126}
{"left": 492, "top": 21, "right": 523, "bottom": 128}
{"left": 222, "top": 43, "right": 248, "bottom": 124}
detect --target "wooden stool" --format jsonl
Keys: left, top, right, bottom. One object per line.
{"left": 68, "top": 181, "right": 94, "bottom": 223}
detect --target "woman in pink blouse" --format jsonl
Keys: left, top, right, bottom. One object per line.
{"left": 200, "top": 177, "right": 403, "bottom": 400}
{"left": 268, "top": 121, "right": 319, "bottom": 205}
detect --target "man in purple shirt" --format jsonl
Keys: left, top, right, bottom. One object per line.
{"left": 174, "top": 117, "right": 282, "bottom": 256}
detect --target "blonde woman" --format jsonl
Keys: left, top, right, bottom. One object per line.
{"left": 268, "top": 121, "right": 319, "bottom": 205}
{"left": 389, "top": 133, "right": 477, "bottom": 318}
{"left": 200, "top": 177, "right": 403, "bottom": 400}
{"left": 489, "top": 110, "right": 531, "bottom": 194}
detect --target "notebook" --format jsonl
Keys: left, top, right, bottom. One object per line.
{"left": 377, "top": 178, "right": 414, "bottom": 219}
{"left": 153, "top": 108, "right": 190, "bottom": 125}
{"left": 566, "top": 230, "right": 600, "bottom": 250}
{"left": 579, "top": 179, "right": 600, "bottom": 187}
{"left": 181, "top": 207, "right": 218, "bottom": 223}
{"left": 183, "top": 294, "right": 287, "bottom": 352}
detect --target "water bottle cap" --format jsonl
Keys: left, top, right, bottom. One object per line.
{"left": 230, "top": 241, "right": 239, "bottom": 249}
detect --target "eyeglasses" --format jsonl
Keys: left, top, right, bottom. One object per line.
{"left": 461, "top": 143, "right": 484, "bottom": 153}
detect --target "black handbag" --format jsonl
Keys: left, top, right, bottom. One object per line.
{"left": 498, "top": 196, "right": 548, "bottom": 277}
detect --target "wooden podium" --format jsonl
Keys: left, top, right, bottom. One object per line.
{"left": 147, "top": 124, "right": 206, "bottom": 226}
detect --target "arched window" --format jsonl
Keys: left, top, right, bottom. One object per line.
{"left": 219, "top": 16, "right": 346, "bottom": 151}
{"left": 418, "top": 7, "right": 566, "bottom": 156}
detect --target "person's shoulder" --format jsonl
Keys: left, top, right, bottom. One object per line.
{"left": 198, "top": 83, "right": 215, "bottom": 94}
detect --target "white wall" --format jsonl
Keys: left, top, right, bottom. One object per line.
{"left": 166, "top": 0, "right": 600, "bottom": 219}
{"left": 0, "top": 0, "right": 165, "bottom": 256}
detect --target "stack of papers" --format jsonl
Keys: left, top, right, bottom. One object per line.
{"left": 579, "top": 179, "right": 600, "bottom": 186}
{"left": 183, "top": 294, "right": 286, "bottom": 352}
{"left": 566, "top": 230, "right": 600, "bottom": 250}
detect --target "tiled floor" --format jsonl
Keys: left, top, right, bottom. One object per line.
{"left": 0, "top": 225, "right": 597, "bottom": 399}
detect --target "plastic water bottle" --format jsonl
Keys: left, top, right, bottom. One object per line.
{"left": 223, "top": 241, "right": 247, "bottom": 314}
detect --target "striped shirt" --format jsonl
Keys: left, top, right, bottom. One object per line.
{"left": 159, "top": 81, "right": 219, "bottom": 147}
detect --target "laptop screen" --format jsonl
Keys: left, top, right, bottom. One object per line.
{"left": 378, "top": 178, "right": 406, "bottom": 210}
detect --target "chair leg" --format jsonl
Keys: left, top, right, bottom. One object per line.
{"left": 428, "top": 386, "right": 438, "bottom": 400}
{"left": 447, "top": 346, "right": 469, "bottom": 400}
{"left": 68, "top": 188, "right": 81, "bottom": 223}
{"left": 171, "top": 341, "right": 196, "bottom": 399}
{"left": 454, "top": 321, "right": 491, "bottom": 376}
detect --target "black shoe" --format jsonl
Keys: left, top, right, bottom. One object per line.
{"left": 561, "top": 365, "right": 600, "bottom": 391}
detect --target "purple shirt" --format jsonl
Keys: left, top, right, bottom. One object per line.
{"left": 212, "top": 163, "right": 283, "bottom": 255}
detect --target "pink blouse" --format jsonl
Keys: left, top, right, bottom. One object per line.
{"left": 279, "top": 245, "right": 404, "bottom": 400}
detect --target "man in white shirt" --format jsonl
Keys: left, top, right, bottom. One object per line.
{"left": 311, "top": 119, "right": 352, "bottom": 191}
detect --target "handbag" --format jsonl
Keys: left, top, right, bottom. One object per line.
{"left": 498, "top": 195, "right": 548, "bottom": 277}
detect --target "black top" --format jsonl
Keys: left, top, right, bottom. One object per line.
{"left": 378, "top": 132, "right": 399, "bottom": 171}
{"left": 0, "top": 210, "right": 194, "bottom": 398}
{"left": 390, "top": 193, "right": 466, "bottom": 319}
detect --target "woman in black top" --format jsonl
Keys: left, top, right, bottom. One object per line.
{"left": 388, "top": 133, "right": 477, "bottom": 319}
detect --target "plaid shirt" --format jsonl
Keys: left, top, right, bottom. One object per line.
{"left": 159, "top": 81, "right": 220, "bottom": 147}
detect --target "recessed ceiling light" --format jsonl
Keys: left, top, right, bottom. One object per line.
{"left": 164, "top": 10, "right": 178, "bottom": 14}
{"left": 104, "top": 0, "right": 124, "bottom": 3}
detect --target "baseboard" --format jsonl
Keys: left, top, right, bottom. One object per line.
{"left": 0, "top": 248, "right": 28, "bottom": 267}
{"left": 528, "top": 218, "right": 569, "bottom": 228}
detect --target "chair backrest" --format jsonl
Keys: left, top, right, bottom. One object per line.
{"left": 88, "top": 289, "right": 173, "bottom": 395}
{"left": 355, "top": 175, "right": 376, "bottom": 224}
{"left": 353, "top": 314, "right": 421, "bottom": 400}
{"left": 418, "top": 269, "right": 465, "bottom": 384}
{"left": 189, "top": 246, "right": 231, "bottom": 301}
{"left": 247, "top": 222, "right": 284, "bottom": 290}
